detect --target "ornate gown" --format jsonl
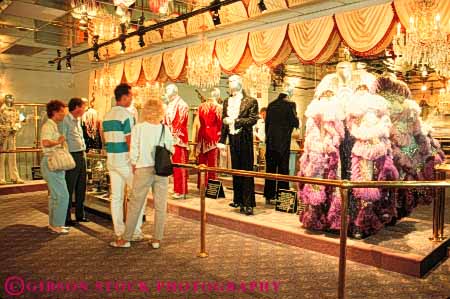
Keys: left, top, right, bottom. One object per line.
{"left": 298, "top": 95, "right": 345, "bottom": 230}
{"left": 374, "top": 76, "right": 445, "bottom": 219}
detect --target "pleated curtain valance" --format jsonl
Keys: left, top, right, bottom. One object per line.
{"left": 91, "top": 0, "right": 449, "bottom": 82}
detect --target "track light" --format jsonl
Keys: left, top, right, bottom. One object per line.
{"left": 66, "top": 48, "right": 71, "bottom": 70}
{"left": 212, "top": 11, "right": 221, "bottom": 25}
{"left": 209, "top": 0, "right": 221, "bottom": 25}
{"left": 93, "top": 35, "right": 100, "bottom": 62}
{"left": 138, "top": 33, "right": 145, "bottom": 48}
{"left": 119, "top": 36, "right": 126, "bottom": 53}
{"left": 258, "top": 0, "right": 267, "bottom": 12}
{"left": 56, "top": 49, "right": 62, "bottom": 71}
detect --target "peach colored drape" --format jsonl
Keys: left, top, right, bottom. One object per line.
{"left": 216, "top": 1, "right": 250, "bottom": 73}
{"left": 288, "top": 16, "right": 340, "bottom": 63}
{"left": 142, "top": 20, "right": 163, "bottom": 82}
{"left": 124, "top": 58, "right": 142, "bottom": 84}
{"left": 186, "top": 9, "right": 215, "bottom": 68}
{"left": 162, "top": 16, "right": 187, "bottom": 80}
{"left": 335, "top": 3, "right": 395, "bottom": 55}
{"left": 247, "top": 0, "right": 289, "bottom": 65}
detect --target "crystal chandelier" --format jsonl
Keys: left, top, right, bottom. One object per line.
{"left": 438, "top": 80, "right": 450, "bottom": 114}
{"left": 98, "top": 52, "right": 118, "bottom": 98}
{"left": 242, "top": 63, "right": 272, "bottom": 94}
{"left": 132, "top": 82, "right": 165, "bottom": 108}
{"left": 393, "top": 0, "right": 449, "bottom": 72}
{"left": 90, "top": 12, "right": 121, "bottom": 43}
{"left": 71, "top": 0, "right": 98, "bottom": 31}
{"left": 186, "top": 35, "right": 221, "bottom": 89}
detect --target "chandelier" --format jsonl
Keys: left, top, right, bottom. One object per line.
{"left": 438, "top": 80, "right": 450, "bottom": 114}
{"left": 132, "top": 82, "right": 165, "bottom": 108}
{"left": 71, "top": 0, "right": 98, "bottom": 30}
{"left": 186, "top": 35, "right": 221, "bottom": 89}
{"left": 393, "top": 0, "right": 449, "bottom": 72}
{"left": 242, "top": 63, "right": 272, "bottom": 94}
{"left": 90, "top": 12, "right": 121, "bottom": 43}
{"left": 97, "top": 52, "right": 118, "bottom": 98}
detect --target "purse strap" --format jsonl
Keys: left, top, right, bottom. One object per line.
{"left": 158, "top": 124, "right": 166, "bottom": 147}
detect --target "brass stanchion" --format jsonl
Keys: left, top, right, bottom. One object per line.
{"left": 197, "top": 164, "right": 208, "bottom": 258}
{"left": 338, "top": 186, "right": 350, "bottom": 299}
{"left": 430, "top": 169, "right": 446, "bottom": 242}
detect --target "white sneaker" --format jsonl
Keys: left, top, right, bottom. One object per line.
{"left": 150, "top": 242, "right": 160, "bottom": 249}
{"left": 131, "top": 233, "right": 152, "bottom": 242}
{"left": 0, "top": 180, "right": 6, "bottom": 185}
{"left": 109, "top": 240, "right": 131, "bottom": 248}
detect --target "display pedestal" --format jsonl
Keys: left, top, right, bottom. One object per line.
{"left": 0, "top": 180, "right": 47, "bottom": 196}
{"left": 151, "top": 178, "right": 450, "bottom": 278}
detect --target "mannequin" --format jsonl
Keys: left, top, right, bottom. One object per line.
{"left": 218, "top": 75, "right": 259, "bottom": 215}
{"left": 264, "top": 79, "right": 300, "bottom": 203}
{"left": 0, "top": 94, "right": 24, "bottom": 184}
{"left": 81, "top": 97, "right": 103, "bottom": 152}
{"left": 196, "top": 87, "right": 222, "bottom": 187}
{"left": 164, "top": 84, "right": 189, "bottom": 199}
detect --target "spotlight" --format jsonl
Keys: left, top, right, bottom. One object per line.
{"left": 212, "top": 11, "right": 221, "bottom": 25}
{"left": 93, "top": 35, "right": 100, "bottom": 62}
{"left": 138, "top": 33, "right": 145, "bottom": 48}
{"left": 119, "top": 35, "right": 126, "bottom": 53}
{"left": 258, "top": 0, "right": 267, "bottom": 12}
{"left": 56, "top": 49, "right": 62, "bottom": 71}
{"left": 209, "top": 0, "right": 221, "bottom": 25}
{"left": 66, "top": 48, "right": 71, "bottom": 70}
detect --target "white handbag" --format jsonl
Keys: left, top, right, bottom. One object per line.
{"left": 47, "top": 143, "right": 76, "bottom": 172}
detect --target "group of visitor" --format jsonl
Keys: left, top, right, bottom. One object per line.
{"left": 40, "top": 84, "right": 171, "bottom": 249}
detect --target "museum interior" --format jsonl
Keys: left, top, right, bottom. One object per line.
{"left": 0, "top": 0, "right": 450, "bottom": 298}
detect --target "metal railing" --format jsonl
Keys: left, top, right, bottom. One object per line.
{"left": 2, "top": 149, "right": 449, "bottom": 298}
{"left": 173, "top": 162, "right": 450, "bottom": 299}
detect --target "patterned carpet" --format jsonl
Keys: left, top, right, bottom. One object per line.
{"left": 1, "top": 191, "right": 450, "bottom": 299}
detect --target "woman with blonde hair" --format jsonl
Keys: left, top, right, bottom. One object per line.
{"left": 110, "top": 99, "right": 174, "bottom": 249}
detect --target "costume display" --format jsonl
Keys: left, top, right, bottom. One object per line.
{"left": 195, "top": 88, "right": 222, "bottom": 186}
{"left": 374, "top": 76, "right": 445, "bottom": 219}
{"left": 299, "top": 63, "right": 445, "bottom": 238}
{"left": 218, "top": 75, "right": 259, "bottom": 215}
{"left": 264, "top": 82, "right": 299, "bottom": 203}
{"left": 82, "top": 105, "right": 103, "bottom": 152}
{"left": 164, "top": 84, "right": 189, "bottom": 199}
{"left": 298, "top": 91, "right": 345, "bottom": 230}
{"left": 0, "top": 95, "right": 24, "bottom": 184}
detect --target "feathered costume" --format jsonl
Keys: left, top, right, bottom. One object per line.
{"left": 298, "top": 94, "right": 345, "bottom": 230}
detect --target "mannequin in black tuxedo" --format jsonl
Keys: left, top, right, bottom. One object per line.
{"left": 264, "top": 82, "right": 300, "bottom": 203}
{"left": 218, "top": 75, "right": 259, "bottom": 215}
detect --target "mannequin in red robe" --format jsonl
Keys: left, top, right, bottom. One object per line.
{"left": 196, "top": 88, "right": 222, "bottom": 186}
{"left": 164, "top": 84, "right": 189, "bottom": 199}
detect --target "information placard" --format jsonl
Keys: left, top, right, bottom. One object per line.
{"left": 275, "top": 189, "right": 297, "bottom": 213}
{"left": 205, "top": 179, "right": 225, "bottom": 199}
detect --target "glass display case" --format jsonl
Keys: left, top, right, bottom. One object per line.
{"left": 84, "top": 152, "right": 112, "bottom": 215}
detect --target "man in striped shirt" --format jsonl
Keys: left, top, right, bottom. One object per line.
{"left": 103, "top": 84, "right": 147, "bottom": 241}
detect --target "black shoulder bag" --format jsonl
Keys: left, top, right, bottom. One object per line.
{"left": 155, "top": 124, "right": 173, "bottom": 176}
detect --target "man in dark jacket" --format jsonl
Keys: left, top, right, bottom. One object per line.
{"left": 264, "top": 86, "right": 299, "bottom": 204}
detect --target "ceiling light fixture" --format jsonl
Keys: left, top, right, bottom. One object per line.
{"left": 66, "top": 48, "right": 72, "bottom": 70}
{"left": 56, "top": 49, "right": 62, "bottom": 71}
{"left": 93, "top": 35, "right": 100, "bottom": 61}
{"left": 210, "top": 0, "right": 221, "bottom": 25}
{"left": 258, "top": 0, "right": 267, "bottom": 12}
